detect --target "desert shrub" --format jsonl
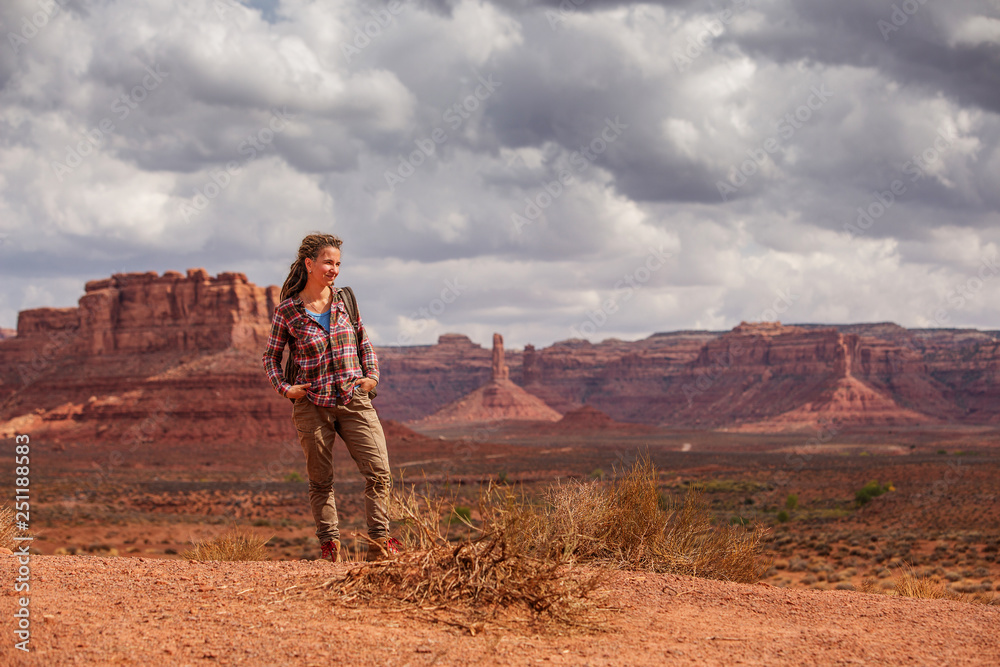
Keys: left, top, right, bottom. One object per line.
{"left": 785, "top": 494, "right": 798, "bottom": 511}
{"left": 776, "top": 511, "right": 790, "bottom": 523}
{"left": 326, "top": 457, "right": 772, "bottom": 623}
{"left": 327, "top": 480, "right": 604, "bottom": 626}
{"left": 855, "top": 480, "right": 892, "bottom": 506}
{"left": 284, "top": 472, "right": 304, "bottom": 483}
{"left": 588, "top": 468, "right": 605, "bottom": 481}
{"left": 182, "top": 526, "right": 270, "bottom": 561}
{"left": 327, "top": 533, "right": 603, "bottom": 625}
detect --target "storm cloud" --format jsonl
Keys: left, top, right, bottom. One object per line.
{"left": 0, "top": 0, "right": 997, "bottom": 348}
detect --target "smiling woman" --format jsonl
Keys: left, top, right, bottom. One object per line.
{"left": 261, "top": 232, "right": 398, "bottom": 563}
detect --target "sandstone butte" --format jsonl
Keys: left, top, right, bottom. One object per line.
{"left": 2, "top": 269, "right": 1000, "bottom": 446}
{"left": 410, "top": 333, "right": 562, "bottom": 427}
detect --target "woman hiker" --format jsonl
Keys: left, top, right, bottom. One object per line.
{"left": 261, "top": 232, "right": 398, "bottom": 562}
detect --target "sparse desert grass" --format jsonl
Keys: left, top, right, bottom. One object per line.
{"left": 861, "top": 563, "right": 999, "bottom": 605}
{"left": 482, "top": 456, "right": 771, "bottom": 581}
{"left": 893, "top": 564, "right": 950, "bottom": 599}
{"left": 182, "top": 525, "right": 271, "bottom": 561}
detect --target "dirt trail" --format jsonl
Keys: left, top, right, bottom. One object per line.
{"left": 2, "top": 554, "right": 998, "bottom": 666}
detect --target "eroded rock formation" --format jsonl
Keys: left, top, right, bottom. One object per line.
{"left": 2, "top": 270, "right": 1000, "bottom": 449}
{"left": 411, "top": 333, "right": 561, "bottom": 427}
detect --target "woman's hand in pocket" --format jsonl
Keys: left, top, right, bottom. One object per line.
{"left": 286, "top": 383, "right": 311, "bottom": 399}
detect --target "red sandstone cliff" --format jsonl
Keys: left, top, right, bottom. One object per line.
{"left": 0, "top": 270, "right": 286, "bottom": 448}
{"left": 2, "top": 271, "right": 1000, "bottom": 450}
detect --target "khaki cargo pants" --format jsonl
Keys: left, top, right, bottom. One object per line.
{"left": 292, "top": 389, "right": 391, "bottom": 543}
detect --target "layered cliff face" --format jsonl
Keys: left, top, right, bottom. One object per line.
{"left": 0, "top": 270, "right": 286, "bottom": 448}
{"left": 649, "top": 323, "right": 958, "bottom": 428}
{"left": 2, "top": 271, "right": 1000, "bottom": 450}
{"left": 73, "top": 269, "right": 278, "bottom": 355}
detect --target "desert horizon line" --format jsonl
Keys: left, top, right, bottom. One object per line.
{"left": 1, "top": 267, "right": 998, "bottom": 346}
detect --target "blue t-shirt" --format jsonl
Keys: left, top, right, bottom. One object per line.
{"left": 304, "top": 307, "right": 331, "bottom": 332}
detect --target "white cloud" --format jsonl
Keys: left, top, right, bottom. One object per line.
{"left": 0, "top": 0, "right": 998, "bottom": 347}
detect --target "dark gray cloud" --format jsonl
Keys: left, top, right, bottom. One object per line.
{"left": 0, "top": 0, "right": 998, "bottom": 347}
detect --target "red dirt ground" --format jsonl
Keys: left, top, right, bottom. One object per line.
{"left": 3, "top": 554, "right": 999, "bottom": 666}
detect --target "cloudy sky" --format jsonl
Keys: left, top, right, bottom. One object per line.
{"left": 1, "top": 0, "right": 998, "bottom": 348}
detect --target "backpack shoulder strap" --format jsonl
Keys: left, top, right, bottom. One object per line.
{"left": 338, "top": 286, "right": 377, "bottom": 397}
{"left": 338, "top": 286, "right": 360, "bottom": 328}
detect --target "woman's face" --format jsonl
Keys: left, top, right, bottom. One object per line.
{"left": 305, "top": 246, "right": 341, "bottom": 287}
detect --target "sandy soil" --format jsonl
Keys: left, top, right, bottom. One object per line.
{"left": 2, "top": 554, "right": 999, "bottom": 666}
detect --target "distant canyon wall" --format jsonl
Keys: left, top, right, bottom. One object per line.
{"left": 2, "top": 271, "right": 1000, "bottom": 446}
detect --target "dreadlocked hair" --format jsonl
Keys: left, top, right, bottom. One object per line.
{"left": 279, "top": 232, "right": 344, "bottom": 301}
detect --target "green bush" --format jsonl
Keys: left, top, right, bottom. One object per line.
{"left": 777, "top": 510, "right": 790, "bottom": 523}
{"left": 785, "top": 493, "right": 798, "bottom": 511}
{"left": 589, "top": 468, "right": 605, "bottom": 481}
{"left": 284, "top": 471, "right": 304, "bottom": 483}
{"left": 855, "top": 481, "right": 892, "bottom": 506}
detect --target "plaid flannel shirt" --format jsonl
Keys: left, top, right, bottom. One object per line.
{"left": 262, "top": 289, "right": 379, "bottom": 407}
